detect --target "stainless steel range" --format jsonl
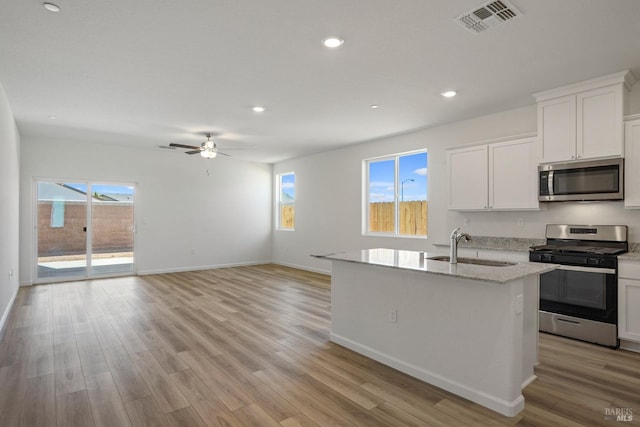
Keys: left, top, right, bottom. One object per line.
{"left": 529, "top": 224, "right": 628, "bottom": 348}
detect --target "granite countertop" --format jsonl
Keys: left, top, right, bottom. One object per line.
{"left": 619, "top": 243, "right": 640, "bottom": 261}
{"left": 434, "top": 236, "right": 640, "bottom": 259}
{"left": 432, "top": 236, "right": 546, "bottom": 252}
{"left": 313, "top": 248, "right": 557, "bottom": 284}
{"left": 619, "top": 253, "right": 640, "bottom": 261}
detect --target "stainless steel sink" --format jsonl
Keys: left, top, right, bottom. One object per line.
{"left": 427, "top": 256, "right": 516, "bottom": 267}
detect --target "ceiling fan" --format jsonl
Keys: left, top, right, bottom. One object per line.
{"left": 169, "top": 133, "right": 239, "bottom": 158}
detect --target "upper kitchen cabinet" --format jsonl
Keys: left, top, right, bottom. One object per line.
{"left": 624, "top": 117, "right": 640, "bottom": 208}
{"left": 448, "top": 136, "right": 538, "bottom": 211}
{"left": 534, "top": 70, "right": 635, "bottom": 164}
{"left": 448, "top": 144, "right": 488, "bottom": 210}
{"left": 536, "top": 96, "right": 576, "bottom": 162}
{"left": 489, "top": 137, "right": 538, "bottom": 210}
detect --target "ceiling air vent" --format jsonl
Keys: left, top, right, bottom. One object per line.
{"left": 456, "top": 0, "right": 521, "bottom": 34}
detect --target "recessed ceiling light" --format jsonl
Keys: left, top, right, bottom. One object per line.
{"left": 441, "top": 90, "right": 457, "bottom": 98}
{"left": 43, "top": 3, "right": 61, "bottom": 12}
{"left": 252, "top": 106, "right": 265, "bottom": 113}
{"left": 322, "top": 36, "right": 344, "bottom": 48}
{"left": 370, "top": 104, "right": 380, "bottom": 109}
{"left": 48, "top": 115, "right": 57, "bottom": 119}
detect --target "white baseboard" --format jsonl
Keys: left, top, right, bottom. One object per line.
{"left": 137, "top": 260, "right": 272, "bottom": 276}
{"left": 272, "top": 261, "right": 331, "bottom": 275}
{"left": 25, "top": 260, "right": 313, "bottom": 284}
{"left": 522, "top": 374, "right": 537, "bottom": 389}
{"left": 0, "top": 285, "right": 19, "bottom": 335}
{"left": 619, "top": 339, "right": 640, "bottom": 353}
{"left": 330, "top": 333, "right": 525, "bottom": 418}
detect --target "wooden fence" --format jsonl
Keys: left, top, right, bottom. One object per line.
{"left": 280, "top": 206, "right": 295, "bottom": 229}
{"left": 369, "top": 201, "right": 428, "bottom": 235}
{"left": 279, "top": 202, "right": 426, "bottom": 234}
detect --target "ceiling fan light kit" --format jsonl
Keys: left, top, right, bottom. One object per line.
{"left": 168, "top": 132, "right": 236, "bottom": 158}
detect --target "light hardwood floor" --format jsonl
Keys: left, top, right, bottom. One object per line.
{"left": 1, "top": 264, "right": 639, "bottom": 426}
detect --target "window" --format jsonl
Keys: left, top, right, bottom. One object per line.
{"left": 277, "top": 172, "right": 295, "bottom": 229}
{"left": 365, "top": 151, "right": 427, "bottom": 236}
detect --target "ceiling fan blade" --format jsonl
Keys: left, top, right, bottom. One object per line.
{"left": 216, "top": 151, "right": 231, "bottom": 157}
{"left": 170, "top": 143, "right": 200, "bottom": 150}
{"left": 215, "top": 147, "right": 244, "bottom": 151}
{"left": 185, "top": 150, "right": 201, "bottom": 155}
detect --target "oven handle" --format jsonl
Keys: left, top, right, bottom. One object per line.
{"left": 556, "top": 265, "right": 616, "bottom": 275}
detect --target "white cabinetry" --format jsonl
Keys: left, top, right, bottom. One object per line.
{"left": 448, "top": 136, "right": 538, "bottom": 211}
{"left": 489, "top": 138, "right": 538, "bottom": 210}
{"left": 534, "top": 70, "right": 634, "bottom": 163}
{"left": 618, "top": 260, "right": 640, "bottom": 344}
{"left": 537, "top": 96, "right": 576, "bottom": 162}
{"left": 447, "top": 145, "right": 488, "bottom": 210}
{"left": 624, "top": 117, "right": 640, "bottom": 208}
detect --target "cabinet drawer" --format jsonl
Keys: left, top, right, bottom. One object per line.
{"left": 619, "top": 260, "right": 640, "bottom": 279}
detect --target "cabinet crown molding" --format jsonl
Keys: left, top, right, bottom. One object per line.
{"left": 533, "top": 70, "right": 636, "bottom": 102}
{"left": 446, "top": 132, "right": 536, "bottom": 151}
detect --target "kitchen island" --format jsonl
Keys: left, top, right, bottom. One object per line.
{"left": 315, "top": 248, "right": 556, "bottom": 417}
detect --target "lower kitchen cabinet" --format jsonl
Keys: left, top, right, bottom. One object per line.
{"left": 447, "top": 136, "right": 538, "bottom": 211}
{"left": 618, "top": 260, "right": 640, "bottom": 343}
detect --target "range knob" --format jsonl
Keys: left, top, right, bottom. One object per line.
{"left": 542, "top": 253, "right": 554, "bottom": 262}
{"left": 586, "top": 257, "right": 601, "bottom": 266}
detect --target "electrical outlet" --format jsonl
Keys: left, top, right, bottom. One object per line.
{"left": 389, "top": 309, "right": 398, "bottom": 323}
{"left": 463, "top": 217, "right": 470, "bottom": 226}
{"left": 515, "top": 295, "right": 523, "bottom": 315}
{"left": 8, "top": 269, "right": 13, "bottom": 278}
{"left": 517, "top": 218, "right": 525, "bottom": 227}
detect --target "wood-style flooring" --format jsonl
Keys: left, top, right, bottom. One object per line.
{"left": 0, "top": 264, "right": 639, "bottom": 426}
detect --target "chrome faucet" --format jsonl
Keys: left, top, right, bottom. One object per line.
{"left": 450, "top": 227, "right": 471, "bottom": 264}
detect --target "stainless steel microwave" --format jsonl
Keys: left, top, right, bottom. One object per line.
{"left": 539, "top": 158, "right": 623, "bottom": 201}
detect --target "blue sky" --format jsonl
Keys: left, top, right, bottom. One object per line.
{"left": 66, "top": 183, "right": 135, "bottom": 195}
{"left": 369, "top": 152, "right": 427, "bottom": 202}
{"left": 280, "top": 173, "right": 295, "bottom": 199}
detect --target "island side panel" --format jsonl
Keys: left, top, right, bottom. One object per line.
{"left": 330, "top": 260, "right": 527, "bottom": 417}
{"left": 522, "top": 274, "right": 539, "bottom": 387}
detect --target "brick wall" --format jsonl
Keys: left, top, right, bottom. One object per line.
{"left": 38, "top": 201, "right": 134, "bottom": 256}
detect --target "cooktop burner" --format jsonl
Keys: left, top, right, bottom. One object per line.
{"left": 530, "top": 224, "right": 629, "bottom": 258}
{"left": 529, "top": 245, "right": 627, "bottom": 255}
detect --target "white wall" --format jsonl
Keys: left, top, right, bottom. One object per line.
{"left": 19, "top": 137, "right": 272, "bottom": 284}
{"left": 274, "top": 84, "right": 640, "bottom": 274}
{"left": 0, "top": 82, "right": 21, "bottom": 330}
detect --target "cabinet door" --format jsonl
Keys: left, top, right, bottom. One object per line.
{"left": 577, "top": 85, "right": 624, "bottom": 159}
{"left": 538, "top": 95, "right": 576, "bottom": 163}
{"left": 619, "top": 278, "right": 640, "bottom": 342}
{"left": 488, "top": 137, "right": 539, "bottom": 210}
{"left": 624, "top": 119, "right": 640, "bottom": 208}
{"left": 447, "top": 145, "right": 488, "bottom": 210}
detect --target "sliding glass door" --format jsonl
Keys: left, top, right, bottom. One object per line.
{"left": 36, "top": 181, "right": 88, "bottom": 279}
{"left": 35, "top": 180, "right": 135, "bottom": 282}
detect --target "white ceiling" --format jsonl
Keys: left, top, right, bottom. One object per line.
{"left": 1, "top": 0, "right": 639, "bottom": 163}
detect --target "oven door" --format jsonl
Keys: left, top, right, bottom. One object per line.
{"left": 539, "top": 264, "right": 617, "bottom": 323}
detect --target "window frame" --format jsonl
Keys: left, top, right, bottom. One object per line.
{"left": 363, "top": 149, "right": 427, "bottom": 238}
{"left": 276, "top": 171, "right": 295, "bottom": 231}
